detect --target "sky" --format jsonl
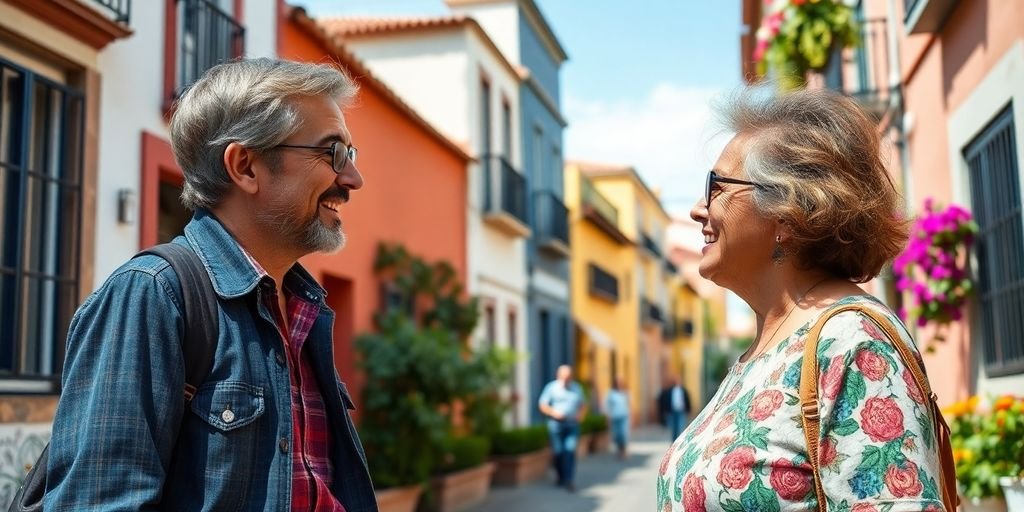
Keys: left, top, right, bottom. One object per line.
{"left": 296, "top": 0, "right": 754, "bottom": 333}
{"left": 296, "top": 0, "right": 744, "bottom": 217}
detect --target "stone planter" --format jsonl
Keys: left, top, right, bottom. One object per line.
{"left": 961, "top": 496, "right": 1008, "bottom": 512}
{"left": 429, "top": 462, "right": 496, "bottom": 512}
{"left": 374, "top": 484, "right": 423, "bottom": 512}
{"left": 491, "top": 447, "right": 551, "bottom": 486}
{"left": 590, "top": 430, "right": 611, "bottom": 454}
{"left": 1000, "top": 477, "right": 1024, "bottom": 512}
{"left": 576, "top": 433, "right": 593, "bottom": 458}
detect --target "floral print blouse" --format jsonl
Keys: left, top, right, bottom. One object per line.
{"left": 657, "top": 296, "right": 946, "bottom": 512}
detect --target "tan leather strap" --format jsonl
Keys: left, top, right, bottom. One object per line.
{"left": 799, "top": 303, "right": 958, "bottom": 512}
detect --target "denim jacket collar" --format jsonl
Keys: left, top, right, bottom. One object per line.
{"left": 183, "top": 209, "right": 327, "bottom": 302}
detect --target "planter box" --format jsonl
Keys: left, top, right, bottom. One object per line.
{"left": 1000, "top": 477, "right": 1024, "bottom": 512}
{"left": 961, "top": 496, "right": 1008, "bottom": 512}
{"left": 375, "top": 484, "right": 423, "bottom": 512}
{"left": 576, "top": 434, "right": 593, "bottom": 458}
{"left": 590, "top": 430, "right": 611, "bottom": 454}
{"left": 491, "top": 447, "right": 551, "bottom": 486}
{"left": 429, "top": 462, "right": 496, "bottom": 512}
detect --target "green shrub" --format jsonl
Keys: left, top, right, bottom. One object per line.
{"left": 491, "top": 425, "right": 549, "bottom": 456}
{"left": 581, "top": 412, "right": 608, "bottom": 435}
{"left": 438, "top": 435, "right": 491, "bottom": 474}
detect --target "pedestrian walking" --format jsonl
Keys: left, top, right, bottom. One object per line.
{"left": 41, "top": 58, "right": 377, "bottom": 511}
{"left": 657, "top": 87, "right": 956, "bottom": 511}
{"left": 538, "top": 364, "right": 586, "bottom": 492}
{"left": 657, "top": 376, "right": 691, "bottom": 441}
{"left": 604, "top": 377, "right": 631, "bottom": 459}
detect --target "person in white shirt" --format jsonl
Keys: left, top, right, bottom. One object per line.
{"left": 538, "top": 365, "right": 586, "bottom": 492}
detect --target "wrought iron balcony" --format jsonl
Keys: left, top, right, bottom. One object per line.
{"left": 89, "top": 0, "right": 131, "bottom": 24}
{"left": 641, "top": 232, "right": 661, "bottom": 258}
{"left": 483, "top": 155, "right": 530, "bottom": 237}
{"left": 641, "top": 297, "right": 664, "bottom": 326}
{"left": 176, "top": 0, "right": 246, "bottom": 97}
{"left": 581, "top": 177, "right": 630, "bottom": 244}
{"left": 533, "top": 190, "right": 570, "bottom": 256}
{"left": 588, "top": 263, "right": 619, "bottom": 303}
{"left": 822, "top": 18, "right": 894, "bottom": 120}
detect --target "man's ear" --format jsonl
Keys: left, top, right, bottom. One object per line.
{"left": 223, "top": 142, "right": 259, "bottom": 195}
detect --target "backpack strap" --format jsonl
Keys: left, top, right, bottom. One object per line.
{"left": 799, "top": 303, "right": 959, "bottom": 512}
{"left": 140, "top": 242, "right": 219, "bottom": 403}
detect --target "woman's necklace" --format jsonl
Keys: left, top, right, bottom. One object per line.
{"left": 743, "top": 277, "right": 831, "bottom": 362}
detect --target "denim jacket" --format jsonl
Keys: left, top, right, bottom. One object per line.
{"left": 44, "top": 210, "right": 378, "bottom": 511}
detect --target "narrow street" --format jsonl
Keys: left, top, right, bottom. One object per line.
{"left": 467, "top": 426, "right": 670, "bottom": 512}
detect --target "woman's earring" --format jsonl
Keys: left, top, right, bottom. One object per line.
{"left": 772, "top": 235, "right": 785, "bottom": 264}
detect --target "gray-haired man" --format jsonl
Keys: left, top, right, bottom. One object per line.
{"left": 44, "top": 59, "right": 376, "bottom": 511}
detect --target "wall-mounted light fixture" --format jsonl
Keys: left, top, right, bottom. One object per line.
{"left": 118, "top": 188, "right": 137, "bottom": 225}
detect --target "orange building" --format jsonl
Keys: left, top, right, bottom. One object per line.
{"left": 278, "top": 5, "right": 472, "bottom": 404}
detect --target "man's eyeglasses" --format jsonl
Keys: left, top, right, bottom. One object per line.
{"left": 705, "top": 170, "right": 765, "bottom": 207}
{"left": 275, "top": 141, "right": 358, "bottom": 174}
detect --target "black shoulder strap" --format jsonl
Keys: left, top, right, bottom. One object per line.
{"left": 140, "top": 242, "right": 219, "bottom": 402}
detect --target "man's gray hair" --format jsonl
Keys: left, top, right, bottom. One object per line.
{"left": 170, "top": 58, "right": 358, "bottom": 210}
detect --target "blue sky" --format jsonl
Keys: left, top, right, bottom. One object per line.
{"left": 297, "top": 0, "right": 744, "bottom": 215}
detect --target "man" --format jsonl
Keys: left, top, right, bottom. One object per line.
{"left": 538, "top": 365, "right": 586, "bottom": 492}
{"left": 658, "top": 376, "right": 692, "bottom": 441}
{"left": 44, "top": 59, "right": 377, "bottom": 511}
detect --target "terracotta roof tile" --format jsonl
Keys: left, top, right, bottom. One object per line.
{"left": 319, "top": 15, "right": 470, "bottom": 37}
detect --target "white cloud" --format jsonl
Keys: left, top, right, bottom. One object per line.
{"left": 564, "top": 83, "right": 733, "bottom": 218}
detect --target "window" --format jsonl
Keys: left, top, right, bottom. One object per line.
{"left": 0, "top": 57, "right": 85, "bottom": 390}
{"left": 588, "top": 263, "right": 619, "bottom": 302}
{"left": 964, "top": 104, "right": 1024, "bottom": 376}
{"left": 480, "top": 77, "right": 491, "bottom": 156}
{"left": 533, "top": 125, "right": 543, "bottom": 185}
{"left": 484, "top": 303, "right": 496, "bottom": 348}
{"left": 501, "top": 98, "right": 511, "bottom": 159}
{"left": 172, "top": 0, "right": 245, "bottom": 99}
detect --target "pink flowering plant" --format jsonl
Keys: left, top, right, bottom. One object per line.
{"left": 893, "top": 199, "right": 978, "bottom": 344}
{"left": 754, "top": 0, "right": 860, "bottom": 89}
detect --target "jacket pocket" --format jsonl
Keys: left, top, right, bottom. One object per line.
{"left": 186, "top": 381, "right": 266, "bottom": 511}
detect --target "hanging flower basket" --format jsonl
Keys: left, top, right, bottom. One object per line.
{"left": 753, "top": 0, "right": 861, "bottom": 89}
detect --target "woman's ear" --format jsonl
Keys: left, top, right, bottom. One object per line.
{"left": 223, "top": 142, "right": 259, "bottom": 195}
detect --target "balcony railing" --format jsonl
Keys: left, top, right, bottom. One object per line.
{"left": 483, "top": 155, "right": 529, "bottom": 236}
{"left": 533, "top": 190, "right": 570, "bottom": 255}
{"left": 176, "top": 0, "right": 245, "bottom": 97}
{"left": 581, "top": 177, "right": 630, "bottom": 244}
{"left": 641, "top": 297, "right": 664, "bottom": 325}
{"left": 588, "top": 263, "right": 619, "bottom": 303}
{"left": 823, "top": 18, "right": 893, "bottom": 119}
{"left": 641, "top": 232, "right": 661, "bottom": 258}
{"left": 88, "top": 0, "right": 131, "bottom": 24}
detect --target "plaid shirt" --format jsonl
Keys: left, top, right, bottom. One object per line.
{"left": 247, "top": 252, "right": 346, "bottom": 512}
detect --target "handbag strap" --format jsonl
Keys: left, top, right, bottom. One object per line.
{"left": 799, "top": 303, "right": 959, "bottom": 512}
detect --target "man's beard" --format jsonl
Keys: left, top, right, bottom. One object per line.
{"left": 257, "top": 190, "right": 348, "bottom": 255}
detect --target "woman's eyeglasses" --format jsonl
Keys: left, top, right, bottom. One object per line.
{"left": 705, "top": 170, "right": 765, "bottom": 207}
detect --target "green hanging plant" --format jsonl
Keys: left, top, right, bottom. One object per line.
{"left": 754, "top": 0, "right": 861, "bottom": 90}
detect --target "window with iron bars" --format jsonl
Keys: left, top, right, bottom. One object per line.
{"left": 964, "top": 104, "right": 1024, "bottom": 377}
{"left": 174, "top": 0, "right": 245, "bottom": 98}
{"left": 0, "top": 58, "right": 86, "bottom": 392}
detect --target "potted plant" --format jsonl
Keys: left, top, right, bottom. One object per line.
{"left": 489, "top": 425, "right": 551, "bottom": 486}
{"left": 753, "top": 0, "right": 860, "bottom": 90}
{"left": 582, "top": 412, "right": 610, "bottom": 454}
{"left": 893, "top": 199, "right": 978, "bottom": 352}
{"left": 427, "top": 435, "right": 496, "bottom": 512}
{"left": 945, "top": 395, "right": 1024, "bottom": 511}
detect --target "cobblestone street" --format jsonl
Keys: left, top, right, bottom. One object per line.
{"left": 467, "top": 426, "right": 670, "bottom": 512}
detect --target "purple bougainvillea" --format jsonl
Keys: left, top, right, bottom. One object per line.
{"left": 892, "top": 199, "right": 978, "bottom": 327}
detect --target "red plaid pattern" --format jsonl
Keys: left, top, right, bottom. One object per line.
{"left": 245, "top": 252, "right": 345, "bottom": 511}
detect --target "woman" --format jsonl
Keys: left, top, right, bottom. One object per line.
{"left": 605, "top": 377, "right": 631, "bottom": 459}
{"left": 657, "top": 88, "right": 947, "bottom": 511}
